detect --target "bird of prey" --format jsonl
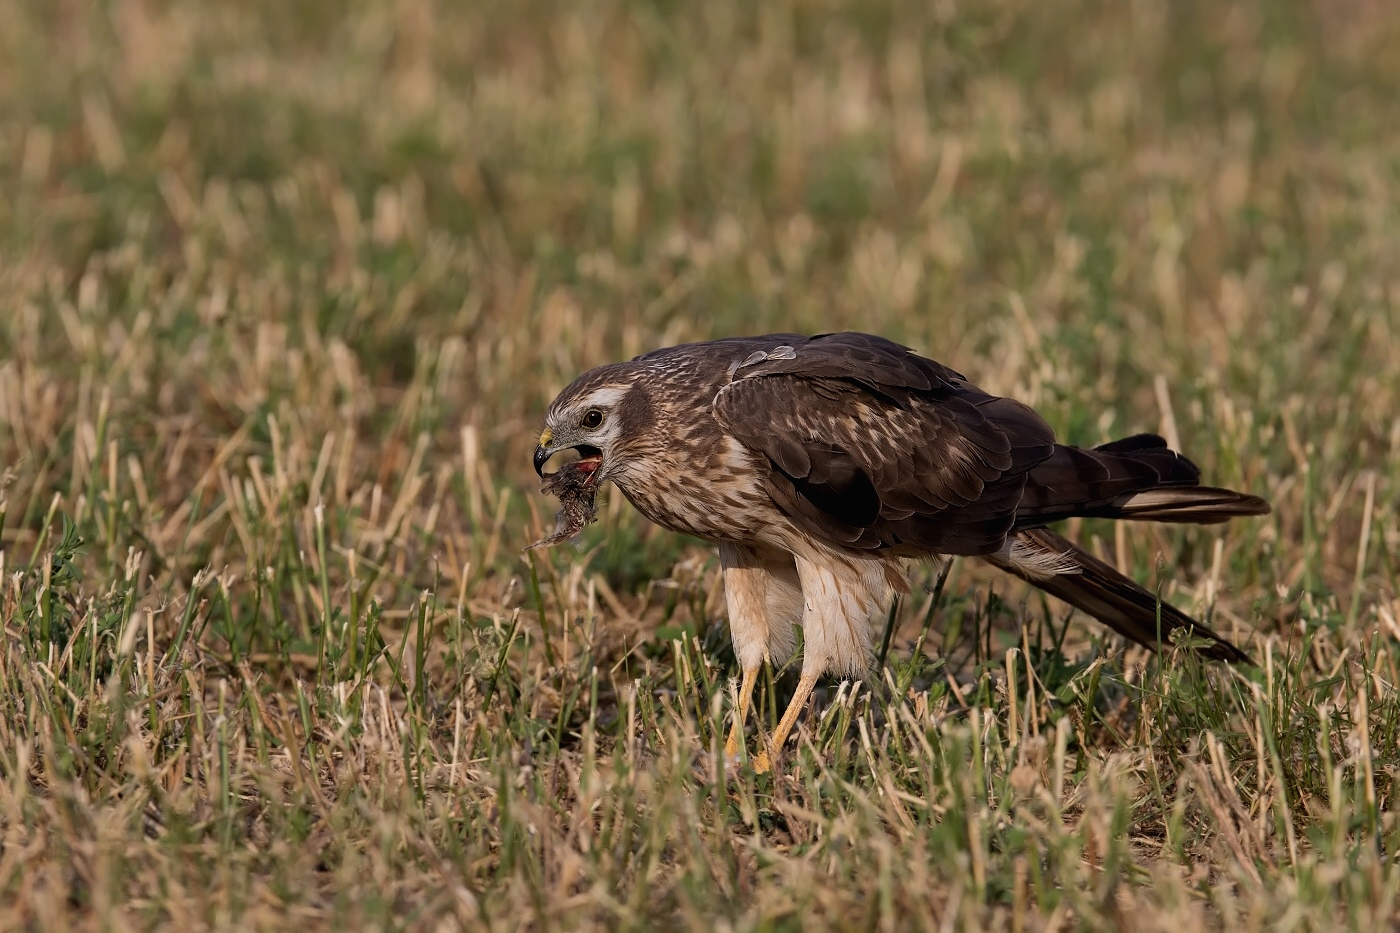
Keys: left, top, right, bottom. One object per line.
{"left": 533, "top": 332, "right": 1269, "bottom": 770}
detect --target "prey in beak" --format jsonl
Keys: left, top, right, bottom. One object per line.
{"left": 533, "top": 440, "right": 604, "bottom": 486}
{"left": 528, "top": 429, "right": 605, "bottom": 550}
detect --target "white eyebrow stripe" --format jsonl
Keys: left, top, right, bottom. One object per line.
{"left": 577, "top": 385, "right": 631, "bottom": 408}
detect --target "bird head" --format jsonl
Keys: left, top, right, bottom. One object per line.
{"left": 533, "top": 365, "right": 653, "bottom": 485}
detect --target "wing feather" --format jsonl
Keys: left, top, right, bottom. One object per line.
{"left": 707, "top": 332, "right": 1265, "bottom": 557}
{"left": 712, "top": 334, "right": 1056, "bottom": 555}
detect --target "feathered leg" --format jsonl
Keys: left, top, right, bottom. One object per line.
{"left": 752, "top": 548, "right": 891, "bottom": 773}
{"left": 718, "top": 543, "right": 801, "bottom": 763}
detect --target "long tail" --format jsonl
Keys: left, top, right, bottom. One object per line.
{"left": 1014, "top": 434, "right": 1271, "bottom": 528}
{"left": 984, "top": 527, "right": 1254, "bottom": 664}
{"left": 983, "top": 433, "right": 1266, "bottom": 663}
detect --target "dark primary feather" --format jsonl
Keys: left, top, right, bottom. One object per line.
{"left": 986, "top": 529, "right": 1253, "bottom": 663}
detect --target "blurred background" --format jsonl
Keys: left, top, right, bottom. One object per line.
{"left": 5, "top": 0, "right": 1400, "bottom": 669}
{"left": 4, "top": 0, "right": 1398, "bottom": 613}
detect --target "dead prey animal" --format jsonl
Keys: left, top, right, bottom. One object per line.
{"left": 525, "top": 459, "right": 601, "bottom": 550}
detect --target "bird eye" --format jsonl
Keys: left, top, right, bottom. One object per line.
{"left": 581, "top": 409, "right": 604, "bottom": 429}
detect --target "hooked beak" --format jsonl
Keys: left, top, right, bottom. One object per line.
{"left": 533, "top": 425, "right": 607, "bottom": 480}
{"left": 533, "top": 425, "right": 555, "bottom": 478}
{"left": 533, "top": 430, "right": 605, "bottom": 480}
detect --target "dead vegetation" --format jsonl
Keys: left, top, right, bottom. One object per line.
{"left": 1, "top": 0, "right": 1399, "bottom": 928}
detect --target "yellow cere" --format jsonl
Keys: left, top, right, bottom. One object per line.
{"left": 538, "top": 427, "right": 553, "bottom": 447}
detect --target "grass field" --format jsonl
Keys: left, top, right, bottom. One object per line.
{"left": 2, "top": 0, "right": 1400, "bottom": 928}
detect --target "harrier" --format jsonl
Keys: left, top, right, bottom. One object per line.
{"left": 533, "top": 333, "right": 1269, "bottom": 770}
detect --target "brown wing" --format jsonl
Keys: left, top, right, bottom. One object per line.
{"left": 712, "top": 333, "right": 1058, "bottom": 555}
{"left": 710, "top": 333, "right": 1270, "bottom": 556}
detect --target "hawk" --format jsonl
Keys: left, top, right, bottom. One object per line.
{"left": 533, "top": 332, "right": 1269, "bottom": 769}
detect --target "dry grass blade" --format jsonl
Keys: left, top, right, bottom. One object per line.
{"left": 0, "top": 0, "right": 1399, "bottom": 928}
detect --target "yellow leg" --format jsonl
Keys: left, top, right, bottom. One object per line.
{"left": 753, "top": 672, "right": 820, "bottom": 774}
{"left": 723, "top": 665, "right": 759, "bottom": 762}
